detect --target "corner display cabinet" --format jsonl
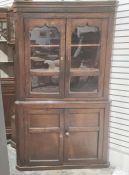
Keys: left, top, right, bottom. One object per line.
{"left": 14, "top": 1, "right": 116, "bottom": 170}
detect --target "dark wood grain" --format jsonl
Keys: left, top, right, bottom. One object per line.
{"left": 14, "top": 1, "right": 116, "bottom": 170}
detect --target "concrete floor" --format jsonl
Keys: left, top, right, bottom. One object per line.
{"left": 8, "top": 144, "right": 114, "bottom": 175}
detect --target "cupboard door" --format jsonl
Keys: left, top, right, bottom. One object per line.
{"left": 65, "top": 19, "right": 108, "bottom": 98}
{"left": 64, "top": 109, "right": 104, "bottom": 164}
{"left": 24, "top": 19, "right": 66, "bottom": 98}
{"left": 24, "top": 108, "right": 64, "bottom": 166}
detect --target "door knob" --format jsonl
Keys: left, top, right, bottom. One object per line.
{"left": 65, "top": 132, "right": 70, "bottom": 136}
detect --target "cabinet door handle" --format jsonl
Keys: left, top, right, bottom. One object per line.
{"left": 65, "top": 132, "right": 70, "bottom": 136}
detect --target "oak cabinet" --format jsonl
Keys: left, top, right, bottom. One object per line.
{"left": 14, "top": 1, "right": 116, "bottom": 170}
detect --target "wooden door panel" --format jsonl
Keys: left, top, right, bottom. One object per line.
{"left": 24, "top": 108, "right": 64, "bottom": 166}
{"left": 30, "top": 114, "right": 60, "bottom": 128}
{"left": 29, "top": 132, "right": 61, "bottom": 163}
{"left": 68, "top": 108, "right": 100, "bottom": 128}
{"left": 66, "top": 132, "right": 98, "bottom": 160}
{"left": 64, "top": 108, "right": 104, "bottom": 164}
{"left": 69, "top": 113, "right": 99, "bottom": 127}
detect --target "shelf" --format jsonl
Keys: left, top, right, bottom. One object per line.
{"left": 71, "top": 44, "right": 100, "bottom": 47}
{"left": 30, "top": 68, "right": 59, "bottom": 76}
{"left": 7, "top": 41, "right": 15, "bottom": 45}
{"left": 0, "top": 61, "right": 14, "bottom": 64}
{"left": 70, "top": 68, "right": 99, "bottom": 76}
{"left": 1, "top": 77, "right": 15, "bottom": 85}
{"left": 0, "top": 40, "right": 7, "bottom": 43}
{"left": 31, "top": 86, "right": 59, "bottom": 93}
{"left": 0, "top": 76, "right": 14, "bottom": 79}
{"left": 30, "top": 44, "right": 60, "bottom": 48}
{"left": 31, "top": 57, "right": 45, "bottom": 62}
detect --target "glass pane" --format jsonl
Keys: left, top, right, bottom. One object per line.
{"left": 30, "top": 26, "right": 60, "bottom": 45}
{"left": 31, "top": 75, "right": 59, "bottom": 93}
{"left": 71, "top": 25, "right": 100, "bottom": 69}
{"left": 71, "top": 47, "right": 100, "bottom": 69}
{"left": 70, "top": 76, "right": 98, "bottom": 92}
{"left": 31, "top": 47, "right": 60, "bottom": 70}
{"left": 30, "top": 26, "right": 60, "bottom": 71}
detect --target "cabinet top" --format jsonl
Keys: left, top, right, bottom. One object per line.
{"left": 13, "top": 1, "right": 117, "bottom": 13}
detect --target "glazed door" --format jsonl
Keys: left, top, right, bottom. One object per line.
{"left": 24, "top": 19, "right": 65, "bottom": 98}
{"left": 65, "top": 19, "right": 108, "bottom": 98}
{"left": 24, "top": 108, "right": 64, "bottom": 166}
{"left": 64, "top": 109, "right": 104, "bottom": 164}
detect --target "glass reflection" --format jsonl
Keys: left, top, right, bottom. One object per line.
{"left": 30, "top": 26, "right": 60, "bottom": 45}
{"left": 30, "top": 26, "right": 60, "bottom": 70}
{"left": 31, "top": 47, "right": 59, "bottom": 70}
{"left": 71, "top": 25, "right": 100, "bottom": 69}
{"left": 31, "top": 75, "right": 59, "bottom": 92}
{"left": 70, "top": 76, "right": 98, "bottom": 92}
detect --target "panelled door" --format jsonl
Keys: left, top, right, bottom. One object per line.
{"left": 24, "top": 107, "right": 105, "bottom": 166}
{"left": 65, "top": 18, "right": 108, "bottom": 98}
{"left": 24, "top": 108, "right": 64, "bottom": 166}
{"left": 24, "top": 19, "right": 66, "bottom": 98}
{"left": 64, "top": 108, "right": 105, "bottom": 164}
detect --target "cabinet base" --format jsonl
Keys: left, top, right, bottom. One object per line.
{"left": 16, "top": 163, "right": 110, "bottom": 171}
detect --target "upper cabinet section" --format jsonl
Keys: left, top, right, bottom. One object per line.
{"left": 24, "top": 18, "right": 108, "bottom": 98}
{"left": 14, "top": 1, "right": 116, "bottom": 99}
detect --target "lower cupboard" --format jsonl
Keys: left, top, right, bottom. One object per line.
{"left": 16, "top": 102, "right": 109, "bottom": 170}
